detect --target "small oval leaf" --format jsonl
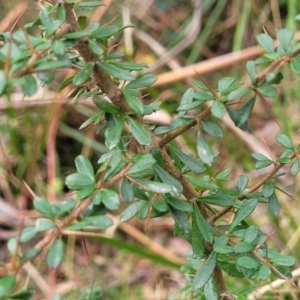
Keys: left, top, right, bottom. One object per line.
{"left": 193, "top": 252, "right": 217, "bottom": 290}
{"left": 47, "top": 238, "right": 64, "bottom": 268}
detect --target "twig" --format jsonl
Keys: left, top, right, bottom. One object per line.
{"left": 47, "top": 100, "right": 64, "bottom": 202}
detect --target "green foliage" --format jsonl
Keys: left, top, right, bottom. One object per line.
{"left": 0, "top": 1, "right": 299, "bottom": 299}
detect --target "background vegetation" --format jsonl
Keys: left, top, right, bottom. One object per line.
{"left": 0, "top": 0, "right": 299, "bottom": 299}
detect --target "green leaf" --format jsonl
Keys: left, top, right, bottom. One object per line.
{"left": 91, "top": 216, "right": 114, "bottom": 229}
{"left": 20, "top": 226, "right": 37, "bottom": 243}
{"left": 0, "top": 274, "right": 15, "bottom": 298}
{"left": 111, "top": 61, "right": 147, "bottom": 71}
{"left": 35, "top": 218, "right": 56, "bottom": 232}
{"left": 198, "top": 193, "right": 235, "bottom": 207}
{"left": 21, "top": 247, "right": 41, "bottom": 261}
{"left": 0, "top": 71, "right": 7, "bottom": 96}
{"left": 170, "top": 117, "right": 194, "bottom": 129}
{"left": 227, "top": 96, "right": 255, "bottom": 130}
{"left": 233, "top": 242, "right": 255, "bottom": 253}
{"left": 194, "top": 205, "right": 215, "bottom": 243}
{"left": 222, "top": 82, "right": 244, "bottom": 94}
{"left": 197, "top": 135, "right": 214, "bottom": 165}
{"left": 77, "top": 185, "right": 95, "bottom": 200}
{"left": 153, "top": 126, "right": 171, "bottom": 135}
{"left": 138, "top": 201, "right": 150, "bottom": 219}
{"left": 169, "top": 206, "right": 190, "bottom": 239}
{"left": 185, "top": 175, "right": 217, "bottom": 190}
{"left": 97, "top": 62, "right": 134, "bottom": 80}
{"left": 246, "top": 61, "right": 256, "bottom": 84}
{"left": 33, "top": 198, "right": 54, "bottom": 218}
{"left": 21, "top": 75, "right": 38, "bottom": 96}
{"left": 270, "top": 255, "right": 296, "bottom": 267}
{"left": 128, "top": 153, "right": 156, "bottom": 176}
{"left": 153, "top": 164, "right": 183, "bottom": 196}
{"left": 204, "top": 276, "right": 219, "bottom": 300}
{"left": 120, "top": 200, "right": 147, "bottom": 222}
{"left": 236, "top": 256, "right": 260, "bottom": 269}
{"left": 290, "top": 58, "right": 300, "bottom": 75}
{"left": 243, "top": 225, "right": 259, "bottom": 243}
{"left": 272, "top": 266, "right": 292, "bottom": 279}
{"left": 259, "top": 264, "right": 271, "bottom": 280}
{"left": 47, "top": 238, "right": 64, "bottom": 268}
{"left": 276, "top": 133, "right": 293, "bottom": 149}
{"left": 266, "top": 72, "right": 283, "bottom": 84}
{"left": 78, "top": 15, "right": 87, "bottom": 29}
{"left": 193, "top": 252, "right": 217, "bottom": 290}
{"left": 101, "top": 189, "right": 119, "bottom": 210}
{"left": 90, "top": 26, "right": 119, "bottom": 39}
{"left": 171, "top": 148, "right": 206, "bottom": 173}
{"left": 56, "top": 199, "right": 78, "bottom": 217}
{"left": 125, "top": 74, "right": 157, "bottom": 89}
{"left": 269, "top": 192, "right": 280, "bottom": 216}
{"left": 229, "top": 198, "right": 258, "bottom": 232}
{"left": 256, "top": 34, "right": 274, "bottom": 53}
{"left": 193, "top": 92, "right": 215, "bottom": 100}
{"left": 63, "top": 30, "right": 91, "bottom": 39}
{"left": 73, "top": 63, "right": 94, "bottom": 86}
{"left": 132, "top": 178, "right": 173, "bottom": 194}
{"left": 37, "top": 60, "right": 70, "bottom": 70}
{"left": 40, "top": 9, "right": 54, "bottom": 32}
{"left": 277, "top": 157, "right": 291, "bottom": 164}
{"left": 176, "top": 100, "right": 205, "bottom": 111}
{"left": 57, "top": 5, "right": 66, "bottom": 22}
{"left": 214, "top": 246, "right": 234, "bottom": 254}
{"left": 255, "top": 159, "right": 273, "bottom": 169}
{"left": 105, "top": 117, "right": 124, "bottom": 150}
{"left": 262, "top": 181, "right": 275, "bottom": 198}
{"left": 75, "top": 155, "right": 95, "bottom": 182}
{"left": 214, "top": 235, "right": 229, "bottom": 249}
{"left": 52, "top": 40, "right": 66, "bottom": 56}
{"left": 77, "top": 1, "right": 104, "bottom": 8}
{"left": 257, "top": 85, "right": 277, "bottom": 98}
{"left": 218, "top": 261, "right": 244, "bottom": 278}
{"left": 152, "top": 199, "right": 169, "bottom": 212}
{"left": 65, "top": 173, "right": 95, "bottom": 190}
{"left": 68, "top": 215, "right": 113, "bottom": 230}
{"left": 291, "top": 159, "right": 300, "bottom": 176}
{"left": 201, "top": 121, "right": 223, "bottom": 137}
{"left": 123, "top": 89, "right": 144, "bottom": 115}
{"left": 194, "top": 80, "right": 210, "bottom": 91}
{"left": 251, "top": 153, "right": 271, "bottom": 161}
{"left": 127, "top": 117, "right": 151, "bottom": 145}
{"left": 165, "top": 194, "right": 193, "bottom": 212}
{"left": 228, "top": 87, "right": 252, "bottom": 101}
{"left": 121, "top": 179, "right": 134, "bottom": 203}
{"left": 79, "top": 111, "right": 103, "bottom": 130}
{"left": 191, "top": 212, "right": 205, "bottom": 258}
{"left": 238, "top": 175, "right": 249, "bottom": 192}
{"left": 177, "top": 88, "right": 194, "bottom": 117}
{"left": 278, "top": 28, "right": 294, "bottom": 52}
{"left": 94, "top": 100, "right": 121, "bottom": 114}
{"left": 92, "top": 190, "right": 102, "bottom": 205}
{"left": 218, "top": 77, "right": 235, "bottom": 93}
{"left": 88, "top": 39, "right": 104, "bottom": 56}
{"left": 215, "top": 168, "right": 232, "bottom": 181}
{"left": 211, "top": 101, "right": 226, "bottom": 118}
{"left": 59, "top": 76, "right": 74, "bottom": 92}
